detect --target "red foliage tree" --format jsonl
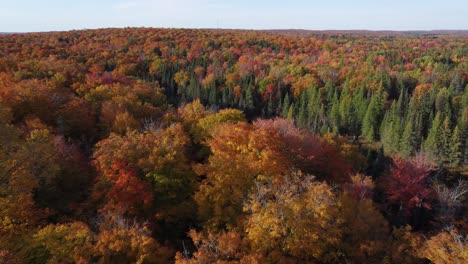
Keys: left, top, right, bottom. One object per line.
{"left": 99, "top": 162, "right": 153, "bottom": 217}
{"left": 254, "top": 118, "right": 350, "bottom": 183}
{"left": 385, "top": 155, "right": 434, "bottom": 215}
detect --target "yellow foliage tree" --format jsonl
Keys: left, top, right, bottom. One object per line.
{"left": 174, "top": 230, "right": 263, "bottom": 264}
{"left": 33, "top": 222, "right": 93, "bottom": 264}
{"left": 193, "top": 108, "right": 246, "bottom": 144}
{"left": 416, "top": 228, "right": 467, "bottom": 264}
{"left": 194, "top": 122, "right": 288, "bottom": 229}
{"left": 339, "top": 174, "right": 389, "bottom": 262}
{"left": 94, "top": 214, "right": 173, "bottom": 264}
{"left": 243, "top": 171, "right": 342, "bottom": 262}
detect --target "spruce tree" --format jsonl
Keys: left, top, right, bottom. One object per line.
{"left": 266, "top": 94, "right": 274, "bottom": 117}
{"left": 399, "top": 117, "right": 417, "bottom": 158}
{"left": 448, "top": 126, "right": 462, "bottom": 166}
{"left": 361, "top": 88, "right": 386, "bottom": 142}
{"left": 361, "top": 106, "right": 374, "bottom": 141}
{"left": 307, "top": 87, "right": 321, "bottom": 132}
{"left": 440, "top": 116, "right": 453, "bottom": 164}
{"left": 339, "top": 94, "right": 352, "bottom": 130}
{"left": 329, "top": 89, "right": 340, "bottom": 134}
{"left": 282, "top": 93, "right": 290, "bottom": 118}
{"left": 380, "top": 107, "right": 394, "bottom": 152}
{"left": 208, "top": 85, "right": 218, "bottom": 106}
{"left": 297, "top": 90, "right": 308, "bottom": 127}
{"left": 318, "top": 103, "right": 328, "bottom": 134}
{"left": 435, "top": 88, "right": 451, "bottom": 121}
{"left": 396, "top": 85, "right": 407, "bottom": 117}
{"left": 352, "top": 86, "right": 367, "bottom": 135}
{"left": 459, "top": 106, "right": 468, "bottom": 165}
{"left": 424, "top": 112, "right": 442, "bottom": 162}
{"left": 277, "top": 93, "right": 283, "bottom": 116}
{"left": 287, "top": 103, "right": 295, "bottom": 120}
{"left": 381, "top": 100, "right": 404, "bottom": 153}
{"left": 325, "top": 81, "right": 334, "bottom": 104}
{"left": 245, "top": 85, "right": 255, "bottom": 111}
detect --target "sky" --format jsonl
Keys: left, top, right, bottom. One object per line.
{"left": 0, "top": 0, "right": 467, "bottom": 32}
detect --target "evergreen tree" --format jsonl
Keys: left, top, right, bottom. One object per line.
{"left": 329, "top": 89, "right": 340, "bottom": 134}
{"left": 244, "top": 85, "right": 255, "bottom": 111}
{"left": 282, "top": 93, "right": 290, "bottom": 118}
{"left": 339, "top": 94, "right": 352, "bottom": 130}
{"left": 398, "top": 94, "right": 424, "bottom": 156}
{"left": 435, "top": 88, "right": 451, "bottom": 121}
{"left": 351, "top": 86, "right": 367, "bottom": 135}
{"left": 208, "top": 85, "right": 218, "bottom": 106}
{"left": 391, "top": 116, "right": 403, "bottom": 152}
{"left": 188, "top": 76, "right": 200, "bottom": 100}
{"left": 324, "top": 81, "right": 335, "bottom": 107}
{"left": 396, "top": 84, "right": 408, "bottom": 117}
{"left": 318, "top": 103, "right": 328, "bottom": 134}
{"left": 380, "top": 102, "right": 398, "bottom": 153}
{"left": 307, "top": 87, "right": 321, "bottom": 132}
{"left": 459, "top": 100, "right": 468, "bottom": 165}
{"left": 419, "top": 90, "right": 434, "bottom": 134}
{"left": 399, "top": 117, "right": 417, "bottom": 158}
{"left": 440, "top": 116, "right": 453, "bottom": 164}
{"left": 266, "top": 94, "right": 274, "bottom": 117}
{"left": 424, "top": 112, "right": 442, "bottom": 162}
{"left": 297, "top": 90, "right": 308, "bottom": 128}
{"left": 287, "top": 103, "right": 295, "bottom": 120}
{"left": 448, "top": 126, "right": 462, "bottom": 166}
{"left": 361, "top": 88, "right": 386, "bottom": 141}
{"left": 277, "top": 92, "right": 283, "bottom": 116}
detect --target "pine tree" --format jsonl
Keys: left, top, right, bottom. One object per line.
{"left": 459, "top": 108, "right": 468, "bottom": 165}
{"left": 391, "top": 117, "right": 403, "bottom": 152}
{"left": 361, "top": 88, "right": 386, "bottom": 142}
{"left": 287, "top": 103, "right": 295, "bottom": 120}
{"left": 339, "top": 94, "right": 352, "bottom": 130}
{"left": 266, "top": 94, "right": 274, "bottom": 117}
{"left": 424, "top": 112, "right": 442, "bottom": 162}
{"left": 307, "top": 87, "right": 321, "bottom": 132}
{"left": 329, "top": 89, "right": 340, "bottom": 134}
{"left": 440, "top": 116, "right": 452, "bottom": 164}
{"left": 399, "top": 117, "right": 417, "bottom": 158}
{"left": 319, "top": 103, "right": 328, "bottom": 134}
{"left": 435, "top": 88, "right": 451, "bottom": 121}
{"left": 245, "top": 85, "right": 255, "bottom": 111}
{"left": 325, "top": 81, "right": 334, "bottom": 104}
{"left": 282, "top": 93, "right": 290, "bottom": 118}
{"left": 396, "top": 84, "right": 407, "bottom": 117}
{"left": 447, "top": 126, "right": 462, "bottom": 166}
{"left": 352, "top": 86, "right": 368, "bottom": 135}
{"left": 208, "top": 85, "right": 218, "bottom": 106}
{"left": 381, "top": 100, "right": 404, "bottom": 153}
{"left": 380, "top": 109, "right": 393, "bottom": 152}
{"left": 419, "top": 91, "right": 434, "bottom": 133}
{"left": 277, "top": 93, "right": 283, "bottom": 116}
{"left": 362, "top": 107, "right": 374, "bottom": 142}
{"left": 297, "top": 90, "right": 308, "bottom": 128}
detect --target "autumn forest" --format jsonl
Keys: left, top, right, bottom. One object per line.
{"left": 0, "top": 28, "right": 467, "bottom": 263}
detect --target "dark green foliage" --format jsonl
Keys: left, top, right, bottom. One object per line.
{"left": 362, "top": 87, "right": 386, "bottom": 141}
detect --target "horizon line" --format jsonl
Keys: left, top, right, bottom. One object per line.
{"left": 2, "top": 27, "right": 468, "bottom": 34}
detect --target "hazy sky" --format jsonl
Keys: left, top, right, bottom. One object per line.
{"left": 1, "top": 0, "right": 467, "bottom": 32}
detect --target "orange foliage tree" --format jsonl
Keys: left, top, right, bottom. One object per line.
{"left": 194, "top": 122, "right": 289, "bottom": 229}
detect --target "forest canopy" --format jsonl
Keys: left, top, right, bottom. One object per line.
{"left": 0, "top": 28, "right": 467, "bottom": 263}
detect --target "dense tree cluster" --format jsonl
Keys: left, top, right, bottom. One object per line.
{"left": 0, "top": 28, "right": 466, "bottom": 263}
